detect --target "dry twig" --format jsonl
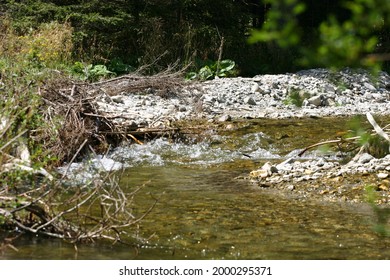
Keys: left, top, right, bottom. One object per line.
{"left": 298, "top": 113, "right": 390, "bottom": 157}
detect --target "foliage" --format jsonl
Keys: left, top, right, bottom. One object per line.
{"left": 0, "top": 64, "right": 55, "bottom": 190}
{"left": 283, "top": 88, "right": 309, "bottom": 107}
{"left": 0, "top": 17, "right": 84, "bottom": 174}
{"left": 186, "top": 59, "right": 237, "bottom": 80}
{"left": 71, "top": 62, "right": 115, "bottom": 81}
{"left": 0, "top": 17, "right": 73, "bottom": 69}
{"left": 249, "top": 0, "right": 306, "bottom": 47}
{"left": 342, "top": 114, "right": 390, "bottom": 158}
{"left": 249, "top": 0, "right": 390, "bottom": 71}
{"left": 2, "top": 0, "right": 263, "bottom": 75}
{"left": 0, "top": 20, "right": 141, "bottom": 243}
{"left": 345, "top": 116, "right": 372, "bottom": 146}
{"left": 4, "top": 0, "right": 389, "bottom": 74}
{"left": 20, "top": 21, "right": 73, "bottom": 68}
{"left": 108, "top": 58, "right": 135, "bottom": 75}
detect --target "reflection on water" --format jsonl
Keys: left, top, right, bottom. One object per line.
{"left": 120, "top": 165, "right": 390, "bottom": 260}
{"left": 1, "top": 117, "right": 390, "bottom": 259}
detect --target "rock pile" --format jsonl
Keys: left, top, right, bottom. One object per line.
{"left": 200, "top": 68, "right": 390, "bottom": 120}
{"left": 247, "top": 152, "right": 390, "bottom": 203}
{"left": 250, "top": 153, "right": 390, "bottom": 184}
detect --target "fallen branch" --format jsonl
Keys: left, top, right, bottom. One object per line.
{"left": 100, "top": 127, "right": 180, "bottom": 136}
{"left": 128, "top": 134, "right": 144, "bottom": 145}
{"left": 366, "top": 112, "right": 390, "bottom": 146}
{"left": 298, "top": 113, "right": 390, "bottom": 157}
{"left": 298, "top": 136, "right": 360, "bottom": 157}
{"left": 61, "top": 138, "right": 88, "bottom": 179}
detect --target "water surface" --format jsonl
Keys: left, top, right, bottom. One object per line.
{"left": 2, "top": 117, "right": 389, "bottom": 259}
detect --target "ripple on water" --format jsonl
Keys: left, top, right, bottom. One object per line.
{"left": 110, "top": 133, "right": 280, "bottom": 167}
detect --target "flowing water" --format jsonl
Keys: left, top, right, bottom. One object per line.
{"left": 1, "top": 117, "right": 390, "bottom": 259}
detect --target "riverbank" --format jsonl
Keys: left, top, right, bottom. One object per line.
{"left": 89, "top": 68, "right": 390, "bottom": 206}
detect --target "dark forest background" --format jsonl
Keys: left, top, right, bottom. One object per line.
{"left": 1, "top": 0, "right": 390, "bottom": 75}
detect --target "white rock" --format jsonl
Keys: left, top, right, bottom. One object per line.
{"left": 377, "top": 172, "right": 389, "bottom": 179}
{"left": 307, "top": 95, "right": 323, "bottom": 107}
{"left": 364, "top": 82, "right": 376, "bottom": 91}
{"left": 251, "top": 83, "right": 260, "bottom": 93}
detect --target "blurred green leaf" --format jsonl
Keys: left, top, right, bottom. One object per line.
{"left": 198, "top": 66, "right": 214, "bottom": 80}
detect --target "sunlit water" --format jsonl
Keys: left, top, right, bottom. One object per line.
{"left": 2, "top": 118, "right": 390, "bottom": 259}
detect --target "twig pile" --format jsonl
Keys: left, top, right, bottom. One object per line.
{"left": 0, "top": 171, "right": 155, "bottom": 245}
{"left": 1, "top": 69, "right": 189, "bottom": 249}
{"left": 38, "top": 70, "right": 190, "bottom": 165}
{"left": 93, "top": 68, "right": 187, "bottom": 98}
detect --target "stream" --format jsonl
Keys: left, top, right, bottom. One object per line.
{"left": 1, "top": 117, "right": 390, "bottom": 259}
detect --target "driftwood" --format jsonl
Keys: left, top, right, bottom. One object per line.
{"left": 0, "top": 71, "right": 193, "bottom": 250}
{"left": 91, "top": 62, "right": 190, "bottom": 97}
{"left": 2, "top": 71, "right": 191, "bottom": 249}
{"left": 366, "top": 112, "right": 390, "bottom": 148}
{"left": 298, "top": 113, "right": 390, "bottom": 157}
{"left": 298, "top": 137, "right": 360, "bottom": 157}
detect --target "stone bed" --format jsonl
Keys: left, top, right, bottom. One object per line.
{"left": 92, "top": 68, "right": 390, "bottom": 204}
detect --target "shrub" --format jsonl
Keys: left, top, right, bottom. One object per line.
{"left": 186, "top": 59, "right": 237, "bottom": 80}
{"left": 0, "top": 18, "right": 73, "bottom": 69}
{"left": 71, "top": 62, "right": 115, "bottom": 81}
{"left": 20, "top": 21, "right": 73, "bottom": 68}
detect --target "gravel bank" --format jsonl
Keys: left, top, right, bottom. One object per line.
{"left": 95, "top": 68, "right": 390, "bottom": 129}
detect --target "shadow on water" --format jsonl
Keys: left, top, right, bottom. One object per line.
{"left": 1, "top": 117, "right": 390, "bottom": 259}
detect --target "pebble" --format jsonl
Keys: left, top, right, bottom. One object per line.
{"left": 307, "top": 95, "right": 323, "bottom": 107}
{"left": 364, "top": 82, "right": 376, "bottom": 91}
{"left": 218, "top": 114, "right": 232, "bottom": 122}
{"left": 248, "top": 152, "right": 390, "bottom": 192}
{"left": 377, "top": 172, "right": 389, "bottom": 179}
{"left": 286, "top": 185, "right": 295, "bottom": 191}
{"left": 244, "top": 96, "right": 257, "bottom": 105}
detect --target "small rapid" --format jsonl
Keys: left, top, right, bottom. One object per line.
{"left": 110, "top": 132, "right": 281, "bottom": 168}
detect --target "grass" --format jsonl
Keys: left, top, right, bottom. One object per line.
{"left": 283, "top": 88, "right": 310, "bottom": 107}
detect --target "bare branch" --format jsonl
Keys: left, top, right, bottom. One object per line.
{"left": 366, "top": 112, "right": 390, "bottom": 145}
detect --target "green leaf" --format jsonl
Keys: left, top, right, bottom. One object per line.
{"left": 198, "top": 66, "right": 213, "bottom": 80}
{"left": 292, "top": 3, "right": 306, "bottom": 15}
{"left": 185, "top": 72, "right": 198, "bottom": 80}
{"left": 219, "top": 59, "right": 235, "bottom": 72}
{"left": 71, "top": 61, "right": 85, "bottom": 74}
{"left": 108, "top": 58, "right": 134, "bottom": 74}
{"left": 90, "top": 65, "right": 112, "bottom": 75}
